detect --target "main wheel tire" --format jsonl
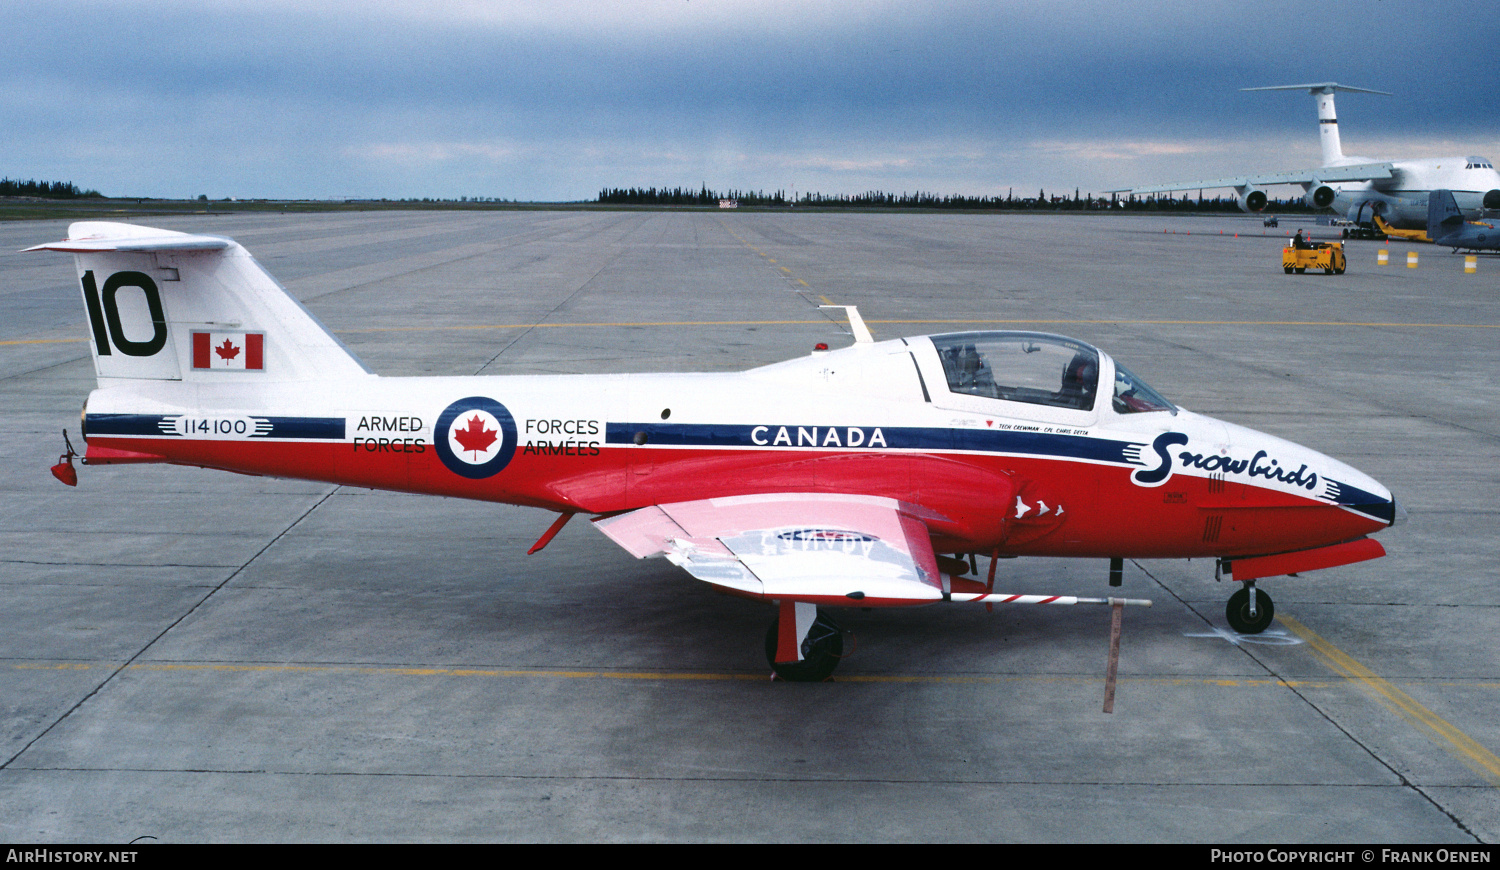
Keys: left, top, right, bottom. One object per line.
{"left": 1284, "top": 266, "right": 1293, "bottom": 274}
{"left": 1226, "top": 587, "right": 1275, "bottom": 634}
{"left": 764, "top": 611, "right": 844, "bottom": 682}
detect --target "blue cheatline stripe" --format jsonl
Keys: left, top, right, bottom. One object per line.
{"left": 604, "top": 422, "right": 1138, "bottom": 465}
{"left": 261, "top": 417, "right": 346, "bottom": 440}
{"left": 1325, "top": 478, "right": 1397, "bottom": 522}
{"left": 85, "top": 414, "right": 345, "bottom": 440}
{"left": 84, "top": 414, "right": 173, "bottom": 436}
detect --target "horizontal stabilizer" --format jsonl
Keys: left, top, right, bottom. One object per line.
{"left": 24, "top": 222, "right": 232, "bottom": 254}
{"left": 1241, "top": 82, "right": 1391, "bottom": 96}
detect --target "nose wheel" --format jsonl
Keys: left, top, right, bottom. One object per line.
{"left": 1226, "top": 584, "right": 1275, "bottom": 634}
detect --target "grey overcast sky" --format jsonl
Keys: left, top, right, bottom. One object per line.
{"left": 5, "top": 0, "right": 1498, "bottom": 201}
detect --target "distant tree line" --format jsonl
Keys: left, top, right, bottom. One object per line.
{"left": 599, "top": 186, "right": 788, "bottom": 206}
{"left": 1, "top": 178, "right": 102, "bottom": 199}
{"left": 597, "top": 185, "right": 1317, "bottom": 212}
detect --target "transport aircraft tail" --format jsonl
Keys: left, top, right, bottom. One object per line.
{"left": 26, "top": 222, "right": 370, "bottom": 386}
{"left": 1241, "top": 82, "right": 1390, "bottom": 167}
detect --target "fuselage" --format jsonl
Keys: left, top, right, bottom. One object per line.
{"left": 81, "top": 331, "right": 1397, "bottom": 561}
{"left": 1331, "top": 155, "right": 1500, "bottom": 228}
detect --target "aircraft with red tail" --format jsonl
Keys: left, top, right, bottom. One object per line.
{"left": 30, "top": 222, "right": 1403, "bottom": 683}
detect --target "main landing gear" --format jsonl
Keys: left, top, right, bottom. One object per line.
{"left": 764, "top": 603, "right": 845, "bottom": 682}
{"left": 1226, "top": 582, "right": 1275, "bottom": 634}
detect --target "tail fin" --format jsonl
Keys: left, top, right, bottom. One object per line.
{"left": 1427, "top": 189, "right": 1464, "bottom": 238}
{"left": 26, "top": 222, "right": 370, "bottom": 385}
{"left": 1241, "top": 83, "right": 1390, "bottom": 166}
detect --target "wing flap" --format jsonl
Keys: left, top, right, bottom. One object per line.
{"left": 592, "top": 493, "right": 945, "bottom": 605}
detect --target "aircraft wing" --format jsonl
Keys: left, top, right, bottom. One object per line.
{"left": 1110, "top": 161, "right": 1394, "bottom": 195}
{"left": 592, "top": 493, "right": 947, "bottom": 605}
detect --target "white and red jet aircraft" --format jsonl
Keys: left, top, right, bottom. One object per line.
{"left": 31, "top": 222, "right": 1403, "bottom": 681}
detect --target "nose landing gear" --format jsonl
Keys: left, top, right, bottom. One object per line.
{"left": 1226, "top": 582, "right": 1275, "bottom": 634}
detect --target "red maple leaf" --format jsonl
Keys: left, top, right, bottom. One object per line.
{"left": 451, "top": 414, "right": 499, "bottom": 457}
{"left": 215, "top": 338, "right": 241, "bottom": 361}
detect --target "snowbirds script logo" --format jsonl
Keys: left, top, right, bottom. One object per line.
{"left": 434, "top": 397, "right": 518, "bottom": 479}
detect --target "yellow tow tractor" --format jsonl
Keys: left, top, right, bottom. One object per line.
{"left": 1282, "top": 239, "right": 1346, "bottom": 274}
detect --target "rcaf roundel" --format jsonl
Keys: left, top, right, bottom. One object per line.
{"left": 434, "top": 396, "right": 518, "bottom": 479}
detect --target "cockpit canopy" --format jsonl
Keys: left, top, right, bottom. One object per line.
{"left": 930, "top": 331, "right": 1174, "bottom": 415}
{"left": 1111, "top": 359, "right": 1175, "bottom": 414}
{"left": 934, "top": 332, "right": 1098, "bottom": 411}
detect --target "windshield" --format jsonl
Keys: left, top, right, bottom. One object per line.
{"left": 932, "top": 332, "right": 1098, "bottom": 412}
{"left": 1112, "top": 362, "right": 1176, "bottom": 414}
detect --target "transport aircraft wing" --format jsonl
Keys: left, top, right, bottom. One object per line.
{"left": 1119, "top": 162, "right": 1395, "bottom": 197}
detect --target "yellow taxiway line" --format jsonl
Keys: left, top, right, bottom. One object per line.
{"left": 1280, "top": 614, "right": 1500, "bottom": 786}
{"left": 13, "top": 659, "right": 1500, "bottom": 695}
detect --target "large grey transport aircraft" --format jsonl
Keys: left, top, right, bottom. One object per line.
{"left": 1112, "top": 83, "right": 1500, "bottom": 234}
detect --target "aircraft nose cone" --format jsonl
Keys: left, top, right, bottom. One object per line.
{"left": 1389, "top": 496, "right": 1408, "bottom": 527}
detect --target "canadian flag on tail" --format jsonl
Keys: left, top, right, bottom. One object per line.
{"left": 192, "top": 331, "right": 265, "bottom": 371}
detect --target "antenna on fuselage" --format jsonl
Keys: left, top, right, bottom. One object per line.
{"left": 1242, "top": 82, "right": 1390, "bottom": 167}
{"left": 819, "top": 304, "right": 874, "bottom": 344}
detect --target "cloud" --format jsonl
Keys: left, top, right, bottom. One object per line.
{"left": 5, "top": 0, "right": 1498, "bottom": 199}
{"left": 1030, "top": 140, "right": 1234, "bottom": 162}
{"left": 348, "top": 141, "right": 521, "bottom": 165}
